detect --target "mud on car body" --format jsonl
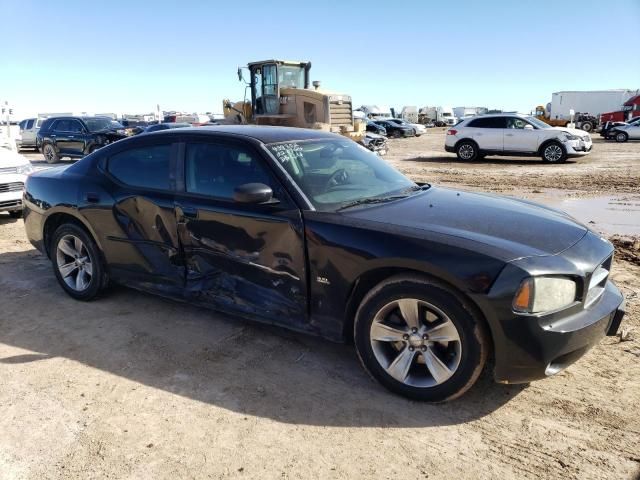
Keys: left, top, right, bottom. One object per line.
{"left": 23, "top": 126, "right": 624, "bottom": 401}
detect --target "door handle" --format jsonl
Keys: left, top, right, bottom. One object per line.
{"left": 86, "top": 192, "right": 100, "bottom": 203}
{"left": 505, "top": 133, "right": 514, "bottom": 137}
{"left": 177, "top": 204, "right": 198, "bottom": 219}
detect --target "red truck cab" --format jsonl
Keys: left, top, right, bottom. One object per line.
{"left": 600, "top": 95, "right": 640, "bottom": 123}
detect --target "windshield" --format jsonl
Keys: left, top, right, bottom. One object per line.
{"left": 525, "top": 116, "right": 551, "bottom": 129}
{"left": 84, "top": 118, "right": 124, "bottom": 132}
{"left": 278, "top": 65, "right": 305, "bottom": 89}
{"left": 267, "top": 139, "right": 416, "bottom": 212}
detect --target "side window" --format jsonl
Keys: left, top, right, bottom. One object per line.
{"left": 468, "top": 117, "right": 506, "bottom": 128}
{"left": 185, "top": 143, "right": 275, "bottom": 200}
{"left": 26, "top": 119, "right": 35, "bottom": 129}
{"left": 68, "top": 120, "right": 83, "bottom": 133}
{"left": 506, "top": 118, "right": 527, "bottom": 129}
{"left": 53, "top": 120, "right": 69, "bottom": 132}
{"left": 108, "top": 144, "right": 172, "bottom": 190}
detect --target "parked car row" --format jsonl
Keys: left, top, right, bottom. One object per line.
{"left": 366, "top": 118, "right": 426, "bottom": 138}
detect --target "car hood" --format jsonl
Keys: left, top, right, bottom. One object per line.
{"left": 344, "top": 187, "right": 588, "bottom": 261}
{"left": 551, "top": 126, "right": 590, "bottom": 138}
{"left": 0, "top": 147, "right": 31, "bottom": 168}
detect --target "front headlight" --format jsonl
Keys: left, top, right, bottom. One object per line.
{"left": 16, "top": 163, "right": 34, "bottom": 175}
{"left": 513, "top": 277, "right": 577, "bottom": 314}
{"left": 562, "top": 133, "right": 580, "bottom": 141}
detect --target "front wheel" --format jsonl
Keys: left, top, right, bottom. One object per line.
{"left": 51, "top": 223, "right": 107, "bottom": 301}
{"left": 581, "top": 121, "right": 594, "bottom": 132}
{"left": 354, "top": 275, "right": 489, "bottom": 401}
{"left": 615, "top": 132, "right": 628, "bottom": 143}
{"left": 541, "top": 142, "right": 566, "bottom": 163}
{"left": 456, "top": 141, "right": 478, "bottom": 161}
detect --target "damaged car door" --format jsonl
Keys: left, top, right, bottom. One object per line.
{"left": 175, "top": 138, "right": 308, "bottom": 327}
{"left": 100, "top": 141, "right": 185, "bottom": 293}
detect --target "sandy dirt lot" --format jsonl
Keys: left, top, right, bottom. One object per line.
{"left": 1, "top": 132, "right": 639, "bottom": 479}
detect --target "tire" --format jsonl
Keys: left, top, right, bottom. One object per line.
{"left": 615, "top": 132, "right": 628, "bottom": 143}
{"left": 541, "top": 141, "right": 566, "bottom": 163}
{"left": 581, "top": 121, "right": 594, "bottom": 132}
{"left": 354, "top": 274, "right": 489, "bottom": 402}
{"left": 43, "top": 143, "right": 59, "bottom": 164}
{"left": 456, "top": 140, "right": 478, "bottom": 161}
{"left": 9, "top": 210, "right": 22, "bottom": 218}
{"left": 50, "top": 223, "right": 107, "bottom": 301}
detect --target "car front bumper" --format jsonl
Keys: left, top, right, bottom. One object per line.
{"left": 565, "top": 139, "right": 593, "bottom": 156}
{"left": 492, "top": 280, "right": 624, "bottom": 384}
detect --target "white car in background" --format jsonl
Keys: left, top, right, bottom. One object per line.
{"left": 445, "top": 113, "right": 592, "bottom": 163}
{"left": 0, "top": 138, "right": 33, "bottom": 218}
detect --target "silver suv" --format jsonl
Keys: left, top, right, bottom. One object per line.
{"left": 17, "top": 117, "right": 45, "bottom": 150}
{"left": 445, "top": 113, "right": 592, "bottom": 163}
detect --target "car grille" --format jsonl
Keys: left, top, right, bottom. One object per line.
{"left": 0, "top": 166, "right": 18, "bottom": 174}
{"left": 0, "top": 199, "right": 22, "bottom": 208}
{"left": 585, "top": 256, "right": 612, "bottom": 307}
{"left": 329, "top": 100, "right": 353, "bottom": 128}
{"left": 0, "top": 182, "right": 24, "bottom": 193}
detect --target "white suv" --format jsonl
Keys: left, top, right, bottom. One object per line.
{"left": 445, "top": 113, "right": 592, "bottom": 163}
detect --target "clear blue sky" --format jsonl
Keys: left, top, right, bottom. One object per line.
{"left": 1, "top": 0, "right": 639, "bottom": 118}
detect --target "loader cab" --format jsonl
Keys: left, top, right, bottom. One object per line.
{"left": 248, "top": 60, "right": 311, "bottom": 117}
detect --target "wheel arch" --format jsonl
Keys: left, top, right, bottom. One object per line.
{"left": 453, "top": 138, "right": 479, "bottom": 151}
{"left": 342, "top": 268, "right": 495, "bottom": 360}
{"left": 538, "top": 138, "right": 566, "bottom": 156}
{"left": 43, "top": 211, "right": 103, "bottom": 259}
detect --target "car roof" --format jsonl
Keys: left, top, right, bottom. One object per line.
{"left": 145, "top": 125, "right": 341, "bottom": 143}
{"left": 466, "top": 113, "right": 528, "bottom": 119}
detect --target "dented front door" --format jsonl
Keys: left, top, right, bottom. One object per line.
{"left": 175, "top": 140, "right": 308, "bottom": 327}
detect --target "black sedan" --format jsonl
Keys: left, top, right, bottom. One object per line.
{"left": 23, "top": 126, "right": 625, "bottom": 401}
{"left": 366, "top": 120, "right": 387, "bottom": 135}
{"left": 373, "top": 120, "right": 415, "bottom": 138}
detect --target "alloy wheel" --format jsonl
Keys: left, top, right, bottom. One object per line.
{"left": 56, "top": 234, "right": 93, "bottom": 292}
{"left": 44, "top": 145, "right": 55, "bottom": 162}
{"left": 369, "top": 298, "right": 462, "bottom": 387}
{"left": 458, "top": 144, "right": 474, "bottom": 160}
{"left": 544, "top": 144, "right": 563, "bottom": 162}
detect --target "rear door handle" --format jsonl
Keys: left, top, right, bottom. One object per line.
{"left": 177, "top": 204, "right": 198, "bottom": 219}
{"left": 505, "top": 133, "right": 514, "bottom": 137}
{"left": 86, "top": 192, "right": 100, "bottom": 203}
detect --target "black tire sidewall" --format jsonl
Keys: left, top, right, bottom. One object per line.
{"left": 51, "top": 223, "right": 104, "bottom": 301}
{"left": 456, "top": 141, "right": 478, "bottom": 161}
{"left": 354, "top": 277, "right": 487, "bottom": 402}
{"left": 44, "top": 143, "right": 59, "bottom": 164}
{"left": 616, "top": 132, "right": 628, "bottom": 143}
{"left": 541, "top": 142, "right": 566, "bottom": 163}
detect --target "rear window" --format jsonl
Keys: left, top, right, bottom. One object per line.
{"left": 467, "top": 117, "right": 507, "bottom": 128}
{"left": 107, "top": 144, "right": 172, "bottom": 190}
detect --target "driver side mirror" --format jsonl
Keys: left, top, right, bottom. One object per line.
{"left": 233, "top": 183, "right": 274, "bottom": 204}
{"left": 524, "top": 124, "right": 534, "bottom": 130}
{"left": 237, "top": 67, "right": 244, "bottom": 83}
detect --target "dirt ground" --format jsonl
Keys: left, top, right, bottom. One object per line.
{"left": 1, "top": 132, "right": 639, "bottom": 479}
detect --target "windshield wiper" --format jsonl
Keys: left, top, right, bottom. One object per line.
{"left": 336, "top": 194, "right": 410, "bottom": 212}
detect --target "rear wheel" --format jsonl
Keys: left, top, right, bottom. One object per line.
{"left": 354, "top": 275, "right": 489, "bottom": 401}
{"left": 541, "top": 142, "right": 566, "bottom": 163}
{"left": 456, "top": 141, "right": 478, "bottom": 161}
{"left": 43, "top": 143, "right": 59, "bottom": 164}
{"left": 51, "top": 223, "right": 107, "bottom": 301}
{"left": 615, "top": 132, "right": 628, "bottom": 143}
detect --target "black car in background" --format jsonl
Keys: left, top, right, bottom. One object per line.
{"left": 366, "top": 120, "right": 387, "bottom": 135}
{"left": 23, "top": 126, "right": 624, "bottom": 401}
{"left": 143, "top": 122, "right": 192, "bottom": 133}
{"left": 37, "top": 116, "right": 126, "bottom": 164}
{"left": 373, "top": 120, "right": 415, "bottom": 138}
